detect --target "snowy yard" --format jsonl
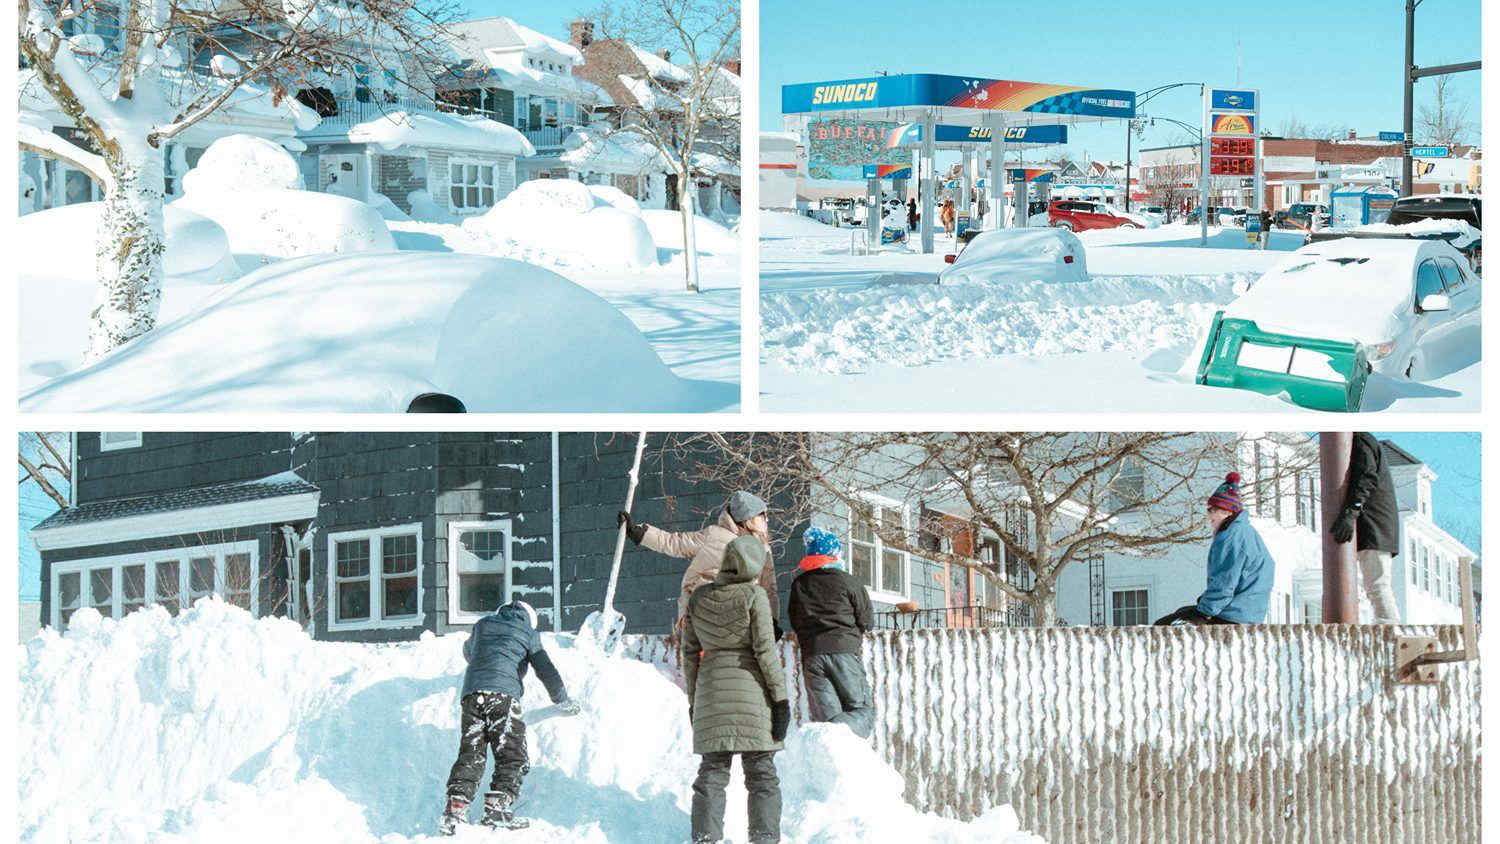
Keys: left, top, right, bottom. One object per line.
{"left": 758, "top": 212, "right": 1479, "bottom": 413}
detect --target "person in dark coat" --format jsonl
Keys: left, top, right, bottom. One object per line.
{"left": 682, "top": 534, "right": 789, "bottom": 844}
{"left": 1330, "top": 433, "right": 1401, "bottom": 622}
{"left": 786, "top": 527, "right": 874, "bottom": 738}
{"left": 906, "top": 197, "right": 918, "bottom": 232}
{"left": 440, "top": 600, "right": 579, "bottom": 835}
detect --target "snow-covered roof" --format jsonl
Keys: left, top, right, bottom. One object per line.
{"left": 443, "top": 17, "right": 609, "bottom": 104}
{"left": 629, "top": 46, "right": 692, "bottom": 84}
{"left": 559, "top": 128, "right": 669, "bottom": 173}
{"left": 479, "top": 64, "right": 611, "bottom": 104}
{"left": 348, "top": 110, "right": 536, "bottom": 156}
{"left": 618, "top": 74, "right": 682, "bottom": 112}
{"left": 692, "top": 151, "right": 737, "bottom": 178}
{"left": 445, "top": 16, "right": 583, "bottom": 65}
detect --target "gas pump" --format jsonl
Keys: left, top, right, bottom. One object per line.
{"left": 1013, "top": 176, "right": 1030, "bottom": 228}
{"left": 866, "top": 176, "right": 880, "bottom": 252}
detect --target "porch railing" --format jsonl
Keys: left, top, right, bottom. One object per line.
{"left": 312, "top": 94, "right": 437, "bottom": 129}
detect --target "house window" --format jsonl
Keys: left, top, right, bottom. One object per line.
{"left": 448, "top": 520, "right": 511, "bottom": 624}
{"left": 327, "top": 524, "right": 424, "bottom": 631}
{"left": 1409, "top": 540, "right": 1419, "bottom": 585}
{"left": 1110, "top": 457, "right": 1145, "bottom": 507}
{"left": 50, "top": 541, "right": 258, "bottom": 630}
{"left": 515, "top": 95, "right": 530, "bottom": 129}
{"left": 1304, "top": 601, "right": 1322, "bottom": 623}
{"left": 449, "top": 160, "right": 497, "bottom": 212}
{"left": 1110, "top": 588, "right": 1150, "bottom": 626}
{"left": 354, "top": 64, "right": 372, "bottom": 103}
{"left": 99, "top": 432, "right": 143, "bottom": 451}
{"left": 1419, "top": 545, "right": 1430, "bottom": 592}
{"left": 847, "top": 497, "right": 909, "bottom": 600}
{"left": 1254, "top": 443, "right": 1271, "bottom": 514}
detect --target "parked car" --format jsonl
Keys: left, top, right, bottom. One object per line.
{"left": 939, "top": 227, "right": 1088, "bottom": 284}
{"left": 1048, "top": 199, "right": 1146, "bottom": 232}
{"left": 1304, "top": 194, "right": 1482, "bottom": 273}
{"left": 1219, "top": 207, "right": 1249, "bottom": 226}
{"left": 1274, "top": 203, "right": 1330, "bottom": 230}
{"left": 1140, "top": 205, "right": 1167, "bottom": 223}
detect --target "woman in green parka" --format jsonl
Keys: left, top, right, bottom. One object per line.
{"left": 681, "top": 534, "right": 791, "bottom": 844}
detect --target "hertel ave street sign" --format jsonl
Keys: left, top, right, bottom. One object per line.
{"left": 1410, "top": 146, "right": 1450, "bottom": 158}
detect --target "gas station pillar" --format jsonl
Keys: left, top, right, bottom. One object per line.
{"left": 866, "top": 177, "right": 880, "bottom": 251}
{"left": 987, "top": 116, "right": 1008, "bottom": 230}
{"left": 919, "top": 111, "right": 937, "bottom": 253}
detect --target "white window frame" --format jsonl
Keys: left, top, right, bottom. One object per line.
{"left": 448, "top": 157, "right": 499, "bottom": 213}
{"left": 49, "top": 539, "right": 259, "bottom": 629}
{"left": 447, "top": 519, "right": 514, "bottom": 625}
{"left": 325, "top": 523, "right": 424, "bottom": 632}
{"left": 99, "top": 432, "right": 143, "bottom": 451}
{"left": 1108, "top": 585, "right": 1152, "bottom": 627}
{"left": 846, "top": 492, "right": 911, "bottom": 604}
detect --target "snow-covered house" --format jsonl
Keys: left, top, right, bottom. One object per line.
{"left": 438, "top": 17, "right": 618, "bottom": 186}
{"left": 29, "top": 433, "right": 794, "bottom": 641}
{"left": 1053, "top": 436, "right": 1476, "bottom": 626}
{"left": 17, "top": 3, "right": 318, "bottom": 214}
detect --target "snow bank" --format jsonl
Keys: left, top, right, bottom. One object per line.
{"left": 172, "top": 189, "right": 396, "bottom": 265}
{"left": 761, "top": 209, "right": 845, "bottom": 239}
{"left": 762, "top": 273, "right": 1244, "bottom": 374}
{"left": 20, "top": 251, "right": 718, "bottom": 412}
{"left": 18, "top": 601, "right": 1041, "bottom": 843}
{"left": 17, "top": 202, "right": 236, "bottom": 280}
{"left": 180, "top": 134, "right": 304, "bottom": 194}
{"left": 462, "top": 179, "right": 659, "bottom": 271}
{"left": 938, "top": 227, "right": 1088, "bottom": 286}
{"left": 641, "top": 209, "right": 741, "bottom": 255}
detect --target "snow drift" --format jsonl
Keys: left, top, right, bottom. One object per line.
{"left": 463, "top": 179, "right": 659, "bottom": 271}
{"left": 179, "top": 134, "right": 305, "bottom": 194}
{"left": 18, "top": 600, "right": 1042, "bottom": 843}
{"left": 19, "top": 252, "right": 724, "bottom": 412}
{"left": 172, "top": 189, "right": 396, "bottom": 267}
{"left": 641, "top": 210, "right": 741, "bottom": 256}
{"left": 16, "top": 201, "right": 237, "bottom": 281}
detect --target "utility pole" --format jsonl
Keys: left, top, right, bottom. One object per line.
{"left": 1320, "top": 433, "right": 1357, "bottom": 623}
{"left": 1402, "top": 0, "right": 1481, "bottom": 197}
{"left": 1125, "top": 122, "right": 1132, "bottom": 211}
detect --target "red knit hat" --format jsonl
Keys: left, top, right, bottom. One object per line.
{"left": 1207, "top": 472, "right": 1244, "bottom": 513}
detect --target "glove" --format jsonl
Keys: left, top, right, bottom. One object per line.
{"left": 617, "top": 511, "right": 647, "bottom": 545}
{"left": 1154, "top": 605, "right": 1213, "bottom": 626}
{"left": 1330, "top": 507, "right": 1358, "bottom": 544}
{"left": 556, "top": 699, "right": 581, "bottom": 716}
{"left": 772, "top": 617, "right": 785, "bottom": 641}
{"left": 770, "top": 699, "right": 791, "bottom": 743}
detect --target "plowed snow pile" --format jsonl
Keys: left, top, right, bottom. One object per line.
{"left": 19, "top": 601, "right": 1043, "bottom": 843}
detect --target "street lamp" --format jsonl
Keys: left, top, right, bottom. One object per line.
{"left": 1125, "top": 83, "right": 1202, "bottom": 212}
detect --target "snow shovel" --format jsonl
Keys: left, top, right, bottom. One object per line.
{"left": 1194, "top": 310, "right": 1370, "bottom": 412}
{"left": 578, "top": 431, "right": 649, "bottom": 653}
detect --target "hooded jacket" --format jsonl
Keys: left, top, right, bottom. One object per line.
{"left": 1346, "top": 432, "right": 1400, "bottom": 554}
{"left": 1196, "top": 515, "right": 1275, "bottom": 623}
{"left": 641, "top": 508, "right": 777, "bottom": 626}
{"left": 681, "top": 535, "right": 788, "bottom": 754}
{"left": 787, "top": 556, "right": 873, "bottom": 656}
{"left": 461, "top": 604, "right": 569, "bottom": 702}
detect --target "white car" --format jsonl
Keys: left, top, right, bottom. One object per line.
{"left": 938, "top": 227, "right": 1088, "bottom": 285}
{"left": 1225, "top": 237, "right": 1480, "bottom": 379}
{"left": 1101, "top": 204, "right": 1161, "bottom": 229}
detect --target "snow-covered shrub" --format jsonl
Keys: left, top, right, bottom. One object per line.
{"left": 182, "top": 134, "right": 305, "bottom": 194}
{"left": 463, "top": 178, "right": 659, "bottom": 271}
{"left": 407, "top": 190, "right": 457, "bottom": 224}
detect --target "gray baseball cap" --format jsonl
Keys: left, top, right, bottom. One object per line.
{"left": 726, "top": 490, "right": 767, "bottom": 522}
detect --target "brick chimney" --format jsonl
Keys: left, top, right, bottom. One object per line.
{"left": 656, "top": 49, "right": 671, "bottom": 61}
{"left": 1347, "top": 129, "right": 1357, "bottom": 140}
{"left": 569, "top": 19, "right": 593, "bottom": 49}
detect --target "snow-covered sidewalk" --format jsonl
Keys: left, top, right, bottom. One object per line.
{"left": 18, "top": 601, "right": 1043, "bottom": 843}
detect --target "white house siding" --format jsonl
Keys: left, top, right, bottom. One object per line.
{"left": 373, "top": 154, "right": 429, "bottom": 214}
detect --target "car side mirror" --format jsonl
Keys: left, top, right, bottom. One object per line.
{"left": 1418, "top": 293, "right": 1451, "bottom": 313}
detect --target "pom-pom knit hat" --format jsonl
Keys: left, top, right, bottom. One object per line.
{"left": 1207, "top": 472, "right": 1244, "bottom": 514}
{"left": 802, "top": 526, "right": 842, "bottom": 557}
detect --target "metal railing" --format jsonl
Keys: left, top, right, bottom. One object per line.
{"left": 520, "top": 125, "right": 572, "bottom": 149}
{"left": 873, "top": 603, "right": 1033, "bottom": 630}
{"left": 313, "top": 94, "right": 434, "bottom": 128}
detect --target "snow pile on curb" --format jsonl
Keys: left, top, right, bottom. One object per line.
{"left": 18, "top": 600, "right": 1043, "bottom": 843}
{"left": 762, "top": 273, "right": 1247, "bottom": 374}
{"left": 463, "top": 179, "right": 659, "bottom": 271}
{"left": 179, "top": 134, "right": 304, "bottom": 194}
{"left": 642, "top": 209, "right": 741, "bottom": 256}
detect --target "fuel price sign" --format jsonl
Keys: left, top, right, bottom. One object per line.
{"left": 1209, "top": 136, "right": 1255, "bottom": 175}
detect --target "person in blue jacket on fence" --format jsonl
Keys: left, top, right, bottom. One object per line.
{"left": 1192, "top": 471, "right": 1275, "bottom": 623}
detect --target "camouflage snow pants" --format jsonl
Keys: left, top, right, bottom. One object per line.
{"left": 445, "top": 692, "right": 529, "bottom": 802}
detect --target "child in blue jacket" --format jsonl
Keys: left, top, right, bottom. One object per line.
{"left": 1193, "top": 472, "right": 1275, "bottom": 623}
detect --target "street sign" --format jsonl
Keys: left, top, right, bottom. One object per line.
{"left": 1379, "top": 131, "right": 1405, "bottom": 142}
{"left": 1410, "top": 146, "right": 1450, "bottom": 158}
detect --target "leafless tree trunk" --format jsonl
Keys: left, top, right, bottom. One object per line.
{"left": 664, "top": 432, "right": 1316, "bottom": 626}
{"left": 1418, "top": 74, "right": 1472, "bottom": 147}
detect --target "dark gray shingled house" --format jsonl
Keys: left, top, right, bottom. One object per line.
{"left": 32, "top": 432, "right": 1012, "bottom": 642}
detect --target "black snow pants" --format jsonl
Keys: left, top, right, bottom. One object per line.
{"left": 691, "top": 750, "right": 781, "bottom": 843}
{"left": 445, "top": 692, "right": 529, "bottom": 802}
{"left": 801, "top": 651, "right": 875, "bottom": 738}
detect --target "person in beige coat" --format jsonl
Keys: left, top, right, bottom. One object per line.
{"left": 618, "top": 491, "right": 778, "bottom": 632}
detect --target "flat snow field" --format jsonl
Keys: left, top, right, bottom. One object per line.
{"left": 758, "top": 212, "right": 1479, "bottom": 413}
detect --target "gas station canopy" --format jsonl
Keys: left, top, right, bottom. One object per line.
{"left": 781, "top": 73, "right": 1136, "bottom": 125}
{"left": 884, "top": 122, "right": 1068, "bottom": 148}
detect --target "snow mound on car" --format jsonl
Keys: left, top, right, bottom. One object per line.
{"left": 181, "top": 133, "right": 304, "bottom": 194}
{"left": 938, "top": 227, "right": 1089, "bottom": 286}
{"left": 17, "top": 201, "right": 236, "bottom": 280}
{"left": 463, "top": 179, "right": 659, "bottom": 271}
{"left": 19, "top": 599, "right": 1042, "bottom": 843}
{"left": 19, "top": 251, "right": 704, "bottom": 412}
{"left": 173, "top": 189, "right": 395, "bottom": 265}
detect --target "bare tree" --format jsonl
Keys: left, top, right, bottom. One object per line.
{"left": 18, "top": 432, "right": 71, "bottom": 509}
{"left": 19, "top": 0, "right": 463, "bottom": 358}
{"left": 664, "top": 432, "right": 1315, "bottom": 626}
{"left": 1418, "top": 73, "right": 1472, "bottom": 147}
{"left": 1141, "top": 143, "right": 1197, "bottom": 220}
{"left": 583, "top": 0, "right": 739, "bottom": 292}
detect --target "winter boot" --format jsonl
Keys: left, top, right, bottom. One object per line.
{"left": 481, "top": 791, "right": 531, "bottom": 830}
{"left": 439, "top": 794, "right": 470, "bottom": 836}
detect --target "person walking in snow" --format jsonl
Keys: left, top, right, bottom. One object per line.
{"left": 682, "top": 534, "right": 790, "bottom": 844}
{"left": 440, "top": 600, "right": 580, "bottom": 835}
{"left": 1156, "top": 472, "right": 1274, "bottom": 625}
{"left": 940, "top": 198, "right": 956, "bottom": 236}
{"left": 906, "top": 197, "right": 918, "bottom": 232}
{"left": 618, "top": 491, "right": 779, "bottom": 635}
{"left": 786, "top": 527, "right": 875, "bottom": 738}
{"left": 1329, "top": 432, "right": 1402, "bottom": 623}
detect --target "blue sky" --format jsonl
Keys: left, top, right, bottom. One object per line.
{"left": 760, "top": 0, "right": 1481, "bottom": 163}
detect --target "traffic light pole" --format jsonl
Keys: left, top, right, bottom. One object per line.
{"left": 1402, "top": 0, "right": 1480, "bottom": 197}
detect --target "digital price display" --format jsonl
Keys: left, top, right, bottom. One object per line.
{"left": 1209, "top": 156, "right": 1256, "bottom": 176}
{"left": 1210, "top": 137, "right": 1254, "bottom": 157}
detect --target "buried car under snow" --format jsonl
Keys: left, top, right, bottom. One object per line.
{"left": 1195, "top": 237, "right": 1480, "bottom": 411}
{"left": 938, "top": 227, "right": 1088, "bottom": 285}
